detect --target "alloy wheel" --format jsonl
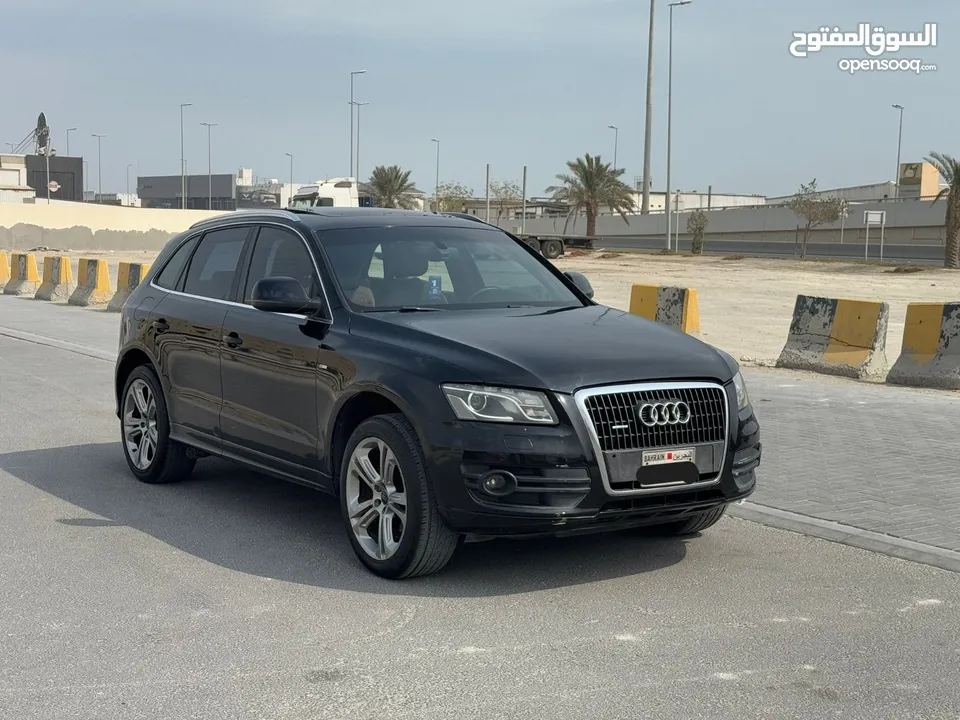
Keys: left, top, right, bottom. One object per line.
{"left": 123, "top": 378, "right": 159, "bottom": 471}
{"left": 345, "top": 437, "right": 408, "bottom": 561}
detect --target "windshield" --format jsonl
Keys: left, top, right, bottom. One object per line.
{"left": 318, "top": 225, "right": 584, "bottom": 311}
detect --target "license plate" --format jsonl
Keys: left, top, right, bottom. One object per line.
{"left": 641, "top": 448, "right": 696, "bottom": 467}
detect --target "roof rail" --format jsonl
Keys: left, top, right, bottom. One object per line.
{"left": 188, "top": 208, "right": 302, "bottom": 229}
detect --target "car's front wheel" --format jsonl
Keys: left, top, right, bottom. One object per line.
{"left": 120, "top": 365, "right": 196, "bottom": 484}
{"left": 340, "top": 414, "right": 459, "bottom": 579}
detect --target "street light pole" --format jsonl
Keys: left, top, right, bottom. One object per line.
{"left": 640, "top": 0, "right": 656, "bottom": 214}
{"left": 349, "top": 69, "right": 367, "bottom": 178}
{"left": 608, "top": 125, "right": 619, "bottom": 171}
{"left": 666, "top": 0, "right": 692, "bottom": 250}
{"left": 91, "top": 133, "right": 105, "bottom": 202}
{"left": 180, "top": 102, "right": 193, "bottom": 209}
{"left": 431, "top": 138, "right": 440, "bottom": 212}
{"left": 892, "top": 104, "right": 905, "bottom": 199}
{"left": 66, "top": 127, "right": 76, "bottom": 156}
{"left": 352, "top": 102, "right": 370, "bottom": 182}
{"left": 126, "top": 163, "right": 131, "bottom": 200}
{"left": 200, "top": 122, "right": 217, "bottom": 210}
{"left": 285, "top": 153, "right": 293, "bottom": 206}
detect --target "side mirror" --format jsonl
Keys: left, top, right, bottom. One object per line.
{"left": 250, "top": 276, "right": 312, "bottom": 314}
{"left": 564, "top": 271, "right": 594, "bottom": 299}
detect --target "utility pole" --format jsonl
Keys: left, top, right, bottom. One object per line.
{"left": 640, "top": 0, "right": 656, "bottom": 214}
{"left": 66, "top": 127, "right": 76, "bottom": 156}
{"left": 431, "top": 138, "right": 440, "bottom": 212}
{"left": 349, "top": 69, "right": 366, "bottom": 177}
{"left": 200, "top": 122, "right": 217, "bottom": 210}
{"left": 666, "top": 0, "right": 692, "bottom": 249}
{"left": 91, "top": 133, "right": 105, "bottom": 202}
{"left": 892, "top": 104, "right": 905, "bottom": 199}
{"left": 180, "top": 102, "right": 193, "bottom": 209}
{"left": 608, "top": 125, "right": 619, "bottom": 171}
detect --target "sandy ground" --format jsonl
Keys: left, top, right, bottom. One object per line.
{"left": 553, "top": 251, "right": 959, "bottom": 367}
{"left": 10, "top": 248, "right": 960, "bottom": 369}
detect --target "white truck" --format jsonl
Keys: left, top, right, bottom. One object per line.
{"left": 289, "top": 178, "right": 360, "bottom": 208}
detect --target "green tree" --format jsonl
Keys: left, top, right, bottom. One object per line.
{"left": 687, "top": 209, "right": 708, "bottom": 254}
{"left": 489, "top": 178, "right": 522, "bottom": 222}
{"left": 786, "top": 179, "right": 843, "bottom": 259}
{"left": 368, "top": 165, "right": 419, "bottom": 209}
{"left": 435, "top": 181, "right": 474, "bottom": 212}
{"left": 545, "top": 153, "right": 635, "bottom": 236}
{"left": 924, "top": 152, "right": 960, "bottom": 269}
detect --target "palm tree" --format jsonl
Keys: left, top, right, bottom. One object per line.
{"left": 924, "top": 152, "right": 960, "bottom": 269}
{"left": 545, "top": 153, "right": 635, "bottom": 236}
{"left": 367, "top": 165, "right": 419, "bottom": 209}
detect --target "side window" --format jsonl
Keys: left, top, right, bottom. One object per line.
{"left": 368, "top": 244, "right": 384, "bottom": 280}
{"left": 243, "top": 226, "right": 319, "bottom": 303}
{"left": 154, "top": 235, "right": 199, "bottom": 290}
{"left": 182, "top": 227, "right": 249, "bottom": 300}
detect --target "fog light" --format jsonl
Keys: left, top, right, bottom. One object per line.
{"left": 479, "top": 471, "right": 517, "bottom": 497}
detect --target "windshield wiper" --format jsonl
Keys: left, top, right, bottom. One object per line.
{"left": 395, "top": 306, "right": 445, "bottom": 313}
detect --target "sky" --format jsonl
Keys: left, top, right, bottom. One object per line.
{"left": 2, "top": 0, "right": 955, "bottom": 199}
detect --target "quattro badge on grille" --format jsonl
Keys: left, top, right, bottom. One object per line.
{"left": 637, "top": 401, "right": 692, "bottom": 427}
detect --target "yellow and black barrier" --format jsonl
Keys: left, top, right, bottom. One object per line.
{"left": 107, "top": 262, "right": 152, "bottom": 312}
{"left": 35, "top": 255, "right": 76, "bottom": 302}
{"left": 628, "top": 284, "right": 700, "bottom": 334}
{"left": 0, "top": 253, "right": 9, "bottom": 286}
{"left": 887, "top": 302, "right": 960, "bottom": 390}
{"left": 2, "top": 252, "right": 41, "bottom": 296}
{"left": 776, "top": 294, "right": 889, "bottom": 380}
{"left": 68, "top": 258, "right": 113, "bottom": 307}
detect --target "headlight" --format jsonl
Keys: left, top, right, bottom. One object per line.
{"left": 732, "top": 371, "right": 750, "bottom": 410}
{"left": 442, "top": 384, "right": 558, "bottom": 425}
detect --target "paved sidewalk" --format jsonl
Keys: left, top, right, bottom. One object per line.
{"left": 744, "top": 368, "right": 960, "bottom": 554}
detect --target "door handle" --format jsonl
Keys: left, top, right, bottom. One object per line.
{"left": 222, "top": 332, "right": 243, "bottom": 348}
{"left": 151, "top": 319, "right": 169, "bottom": 333}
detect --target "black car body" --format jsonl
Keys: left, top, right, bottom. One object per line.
{"left": 114, "top": 208, "right": 761, "bottom": 578}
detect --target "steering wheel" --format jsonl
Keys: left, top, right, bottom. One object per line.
{"left": 467, "top": 286, "right": 505, "bottom": 302}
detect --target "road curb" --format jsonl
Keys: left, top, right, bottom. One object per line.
{"left": 730, "top": 501, "right": 960, "bottom": 574}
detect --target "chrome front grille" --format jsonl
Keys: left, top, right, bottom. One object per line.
{"left": 582, "top": 385, "right": 727, "bottom": 452}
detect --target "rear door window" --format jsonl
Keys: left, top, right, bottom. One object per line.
{"left": 154, "top": 235, "right": 199, "bottom": 290}
{"left": 182, "top": 227, "right": 250, "bottom": 300}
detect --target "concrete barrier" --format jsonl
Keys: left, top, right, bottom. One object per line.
{"left": 2, "top": 253, "right": 41, "bottom": 296}
{"left": 107, "top": 261, "right": 152, "bottom": 312}
{"left": 68, "top": 258, "right": 113, "bottom": 307}
{"left": 886, "top": 302, "right": 960, "bottom": 390}
{"left": 776, "top": 295, "right": 889, "bottom": 380}
{"left": 628, "top": 284, "right": 700, "bottom": 334}
{"left": 0, "top": 252, "right": 9, "bottom": 285}
{"left": 35, "top": 255, "right": 76, "bottom": 302}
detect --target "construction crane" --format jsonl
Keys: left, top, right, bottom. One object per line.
{"left": 10, "top": 113, "right": 50, "bottom": 154}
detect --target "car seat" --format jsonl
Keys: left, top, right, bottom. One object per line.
{"left": 377, "top": 242, "right": 433, "bottom": 307}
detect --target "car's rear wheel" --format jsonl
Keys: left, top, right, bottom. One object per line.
{"left": 637, "top": 505, "right": 728, "bottom": 537}
{"left": 340, "top": 414, "right": 459, "bottom": 579}
{"left": 121, "top": 365, "right": 196, "bottom": 484}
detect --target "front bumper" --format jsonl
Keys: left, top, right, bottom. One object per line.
{"left": 423, "top": 384, "right": 761, "bottom": 537}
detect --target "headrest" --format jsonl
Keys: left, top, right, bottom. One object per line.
{"left": 381, "top": 241, "right": 429, "bottom": 279}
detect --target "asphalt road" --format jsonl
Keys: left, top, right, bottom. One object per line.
{"left": 587, "top": 236, "right": 945, "bottom": 265}
{"left": 1, "top": 300, "right": 959, "bottom": 719}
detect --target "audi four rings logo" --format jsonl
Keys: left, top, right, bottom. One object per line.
{"left": 637, "top": 401, "right": 692, "bottom": 427}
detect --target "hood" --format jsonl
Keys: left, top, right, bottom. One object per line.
{"left": 350, "top": 305, "right": 734, "bottom": 394}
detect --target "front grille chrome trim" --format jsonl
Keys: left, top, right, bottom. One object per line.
{"left": 573, "top": 381, "right": 730, "bottom": 497}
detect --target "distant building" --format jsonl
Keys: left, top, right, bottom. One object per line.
{"left": 0, "top": 154, "right": 37, "bottom": 203}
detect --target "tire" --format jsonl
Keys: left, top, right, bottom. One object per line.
{"left": 541, "top": 239, "right": 563, "bottom": 259}
{"left": 524, "top": 239, "right": 541, "bottom": 253}
{"left": 120, "top": 365, "right": 196, "bottom": 484}
{"left": 340, "top": 413, "right": 459, "bottom": 579}
{"left": 636, "top": 505, "right": 728, "bottom": 537}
